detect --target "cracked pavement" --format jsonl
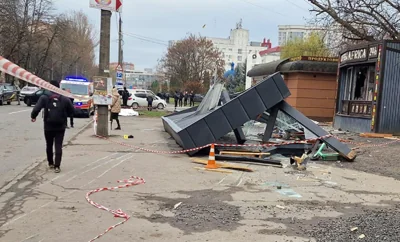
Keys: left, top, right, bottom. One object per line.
{"left": 0, "top": 116, "right": 400, "bottom": 241}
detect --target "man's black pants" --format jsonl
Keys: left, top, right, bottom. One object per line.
{"left": 44, "top": 130, "right": 65, "bottom": 168}
{"left": 148, "top": 101, "right": 153, "bottom": 111}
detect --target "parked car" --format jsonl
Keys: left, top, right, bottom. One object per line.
{"left": 20, "top": 86, "right": 39, "bottom": 101}
{"left": 0, "top": 84, "right": 15, "bottom": 105}
{"left": 24, "top": 89, "right": 46, "bottom": 106}
{"left": 127, "top": 92, "right": 167, "bottom": 109}
{"left": 193, "top": 94, "right": 204, "bottom": 103}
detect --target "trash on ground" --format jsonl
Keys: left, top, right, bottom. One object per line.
{"left": 351, "top": 227, "right": 358, "bottom": 232}
{"left": 276, "top": 205, "right": 285, "bottom": 209}
{"left": 194, "top": 167, "right": 233, "bottom": 174}
{"left": 119, "top": 109, "right": 139, "bottom": 117}
{"left": 358, "top": 234, "right": 365, "bottom": 239}
{"left": 191, "top": 158, "right": 254, "bottom": 172}
{"left": 174, "top": 202, "right": 182, "bottom": 209}
{"left": 277, "top": 189, "right": 302, "bottom": 198}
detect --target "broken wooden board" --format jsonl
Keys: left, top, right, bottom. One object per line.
{"left": 219, "top": 151, "right": 270, "bottom": 158}
{"left": 191, "top": 158, "right": 254, "bottom": 172}
{"left": 194, "top": 167, "right": 233, "bottom": 174}
{"left": 360, "top": 133, "right": 393, "bottom": 138}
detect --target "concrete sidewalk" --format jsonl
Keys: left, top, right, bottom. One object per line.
{"left": 1, "top": 117, "right": 400, "bottom": 242}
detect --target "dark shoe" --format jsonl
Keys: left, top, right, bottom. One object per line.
{"left": 66, "top": 126, "right": 70, "bottom": 129}
{"left": 115, "top": 127, "right": 121, "bottom": 130}
{"left": 54, "top": 167, "right": 61, "bottom": 173}
{"left": 49, "top": 164, "right": 55, "bottom": 169}
{"left": 71, "top": 125, "right": 74, "bottom": 128}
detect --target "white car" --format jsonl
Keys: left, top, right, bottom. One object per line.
{"left": 127, "top": 91, "right": 167, "bottom": 109}
{"left": 20, "top": 86, "right": 39, "bottom": 100}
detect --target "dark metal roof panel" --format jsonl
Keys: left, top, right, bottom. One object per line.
{"left": 162, "top": 72, "right": 290, "bottom": 154}
{"left": 247, "top": 58, "right": 289, "bottom": 77}
{"left": 279, "top": 60, "right": 338, "bottom": 74}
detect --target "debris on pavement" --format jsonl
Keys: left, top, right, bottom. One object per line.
{"left": 174, "top": 202, "right": 182, "bottom": 209}
{"left": 351, "top": 227, "right": 358, "bottom": 232}
{"left": 191, "top": 158, "right": 254, "bottom": 172}
{"left": 194, "top": 167, "right": 233, "bottom": 174}
{"left": 119, "top": 108, "right": 139, "bottom": 116}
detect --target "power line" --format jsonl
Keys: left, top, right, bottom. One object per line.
{"left": 122, "top": 32, "right": 168, "bottom": 46}
{"left": 238, "top": 0, "right": 286, "bottom": 16}
{"left": 123, "top": 32, "right": 167, "bottom": 44}
{"left": 284, "top": 0, "right": 310, "bottom": 11}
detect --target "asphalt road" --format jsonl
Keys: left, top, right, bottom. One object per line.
{"left": 0, "top": 103, "right": 91, "bottom": 190}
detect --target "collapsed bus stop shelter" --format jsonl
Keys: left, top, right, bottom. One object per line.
{"left": 162, "top": 73, "right": 356, "bottom": 161}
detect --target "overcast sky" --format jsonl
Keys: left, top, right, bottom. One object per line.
{"left": 54, "top": 0, "right": 312, "bottom": 71}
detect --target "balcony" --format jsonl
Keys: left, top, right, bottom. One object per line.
{"left": 341, "top": 100, "right": 372, "bottom": 116}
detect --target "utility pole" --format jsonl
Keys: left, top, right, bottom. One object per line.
{"left": 118, "top": 14, "right": 124, "bottom": 86}
{"left": 96, "top": 9, "right": 111, "bottom": 137}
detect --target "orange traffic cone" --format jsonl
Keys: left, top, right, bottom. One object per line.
{"left": 205, "top": 144, "right": 219, "bottom": 169}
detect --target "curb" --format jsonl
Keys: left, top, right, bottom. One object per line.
{"left": 0, "top": 119, "right": 94, "bottom": 194}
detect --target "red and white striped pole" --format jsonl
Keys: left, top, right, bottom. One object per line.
{"left": 0, "top": 56, "right": 74, "bottom": 98}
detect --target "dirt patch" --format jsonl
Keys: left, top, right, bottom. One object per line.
{"left": 257, "top": 199, "right": 400, "bottom": 242}
{"left": 317, "top": 132, "right": 400, "bottom": 181}
{"left": 137, "top": 188, "right": 242, "bottom": 234}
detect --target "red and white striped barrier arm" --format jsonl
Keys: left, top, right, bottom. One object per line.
{"left": 0, "top": 56, "right": 74, "bottom": 98}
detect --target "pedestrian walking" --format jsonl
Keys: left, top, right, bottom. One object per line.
{"left": 122, "top": 87, "right": 129, "bottom": 107}
{"left": 189, "top": 91, "right": 195, "bottom": 107}
{"left": 165, "top": 93, "right": 170, "bottom": 104}
{"left": 174, "top": 91, "right": 179, "bottom": 110}
{"left": 14, "top": 83, "right": 20, "bottom": 105}
{"left": 184, "top": 91, "right": 188, "bottom": 106}
{"left": 110, "top": 88, "right": 121, "bottom": 130}
{"left": 179, "top": 92, "right": 183, "bottom": 107}
{"left": 30, "top": 80, "right": 74, "bottom": 173}
{"left": 146, "top": 94, "right": 154, "bottom": 111}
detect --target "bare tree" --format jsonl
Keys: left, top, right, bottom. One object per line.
{"left": 308, "top": 0, "right": 400, "bottom": 43}
{"left": 159, "top": 34, "right": 224, "bottom": 91}
{"left": 0, "top": 1, "right": 97, "bottom": 84}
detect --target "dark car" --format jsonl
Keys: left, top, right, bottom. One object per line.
{"left": 193, "top": 94, "right": 204, "bottom": 103}
{"left": 0, "top": 84, "right": 15, "bottom": 105}
{"left": 24, "top": 89, "right": 46, "bottom": 106}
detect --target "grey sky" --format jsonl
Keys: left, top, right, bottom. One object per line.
{"left": 55, "top": 0, "right": 311, "bottom": 71}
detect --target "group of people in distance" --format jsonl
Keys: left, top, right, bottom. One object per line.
{"left": 173, "top": 90, "right": 195, "bottom": 109}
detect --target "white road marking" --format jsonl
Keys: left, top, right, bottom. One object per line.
{"left": 2, "top": 154, "right": 134, "bottom": 227}
{"left": 19, "top": 234, "right": 38, "bottom": 242}
{"left": 8, "top": 109, "right": 31, "bottom": 115}
{"left": 64, "top": 153, "right": 132, "bottom": 183}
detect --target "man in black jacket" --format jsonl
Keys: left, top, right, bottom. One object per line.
{"left": 122, "top": 87, "right": 129, "bottom": 107}
{"left": 31, "top": 80, "right": 74, "bottom": 173}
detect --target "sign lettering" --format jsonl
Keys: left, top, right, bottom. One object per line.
{"left": 369, "top": 46, "right": 378, "bottom": 58}
{"left": 289, "top": 56, "right": 339, "bottom": 62}
{"left": 340, "top": 48, "right": 367, "bottom": 62}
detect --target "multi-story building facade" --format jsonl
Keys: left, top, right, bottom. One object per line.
{"left": 278, "top": 25, "right": 327, "bottom": 45}
{"left": 245, "top": 44, "right": 281, "bottom": 89}
{"left": 206, "top": 20, "right": 272, "bottom": 70}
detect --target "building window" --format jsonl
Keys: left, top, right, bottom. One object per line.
{"left": 229, "top": 48, "right": 233, "bottom": 51}
{"left": 238, "top": 56, "right": 242, "bottom": 61}
{"left": 238, "top": 49, "right": 242, "bottom": 54}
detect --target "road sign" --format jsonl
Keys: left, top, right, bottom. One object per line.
{"left": 89, "top": 0, "right": 122, "bottom": 12}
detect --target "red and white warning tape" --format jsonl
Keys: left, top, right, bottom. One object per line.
{"left": 0, "top": 56, "right": 74, "bottom": 98}
{"left": 86, "top": 176, "right": 145, "bottom": 242}
{"left": 95, "top": 134, "right": 333, "bottom": 154}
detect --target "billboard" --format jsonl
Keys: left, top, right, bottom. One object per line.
{"left": 89, "top": 0, "right": 122, "bottom": 12}
{"left": 93, "top": 76, "right": 113, "bottom": 105}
